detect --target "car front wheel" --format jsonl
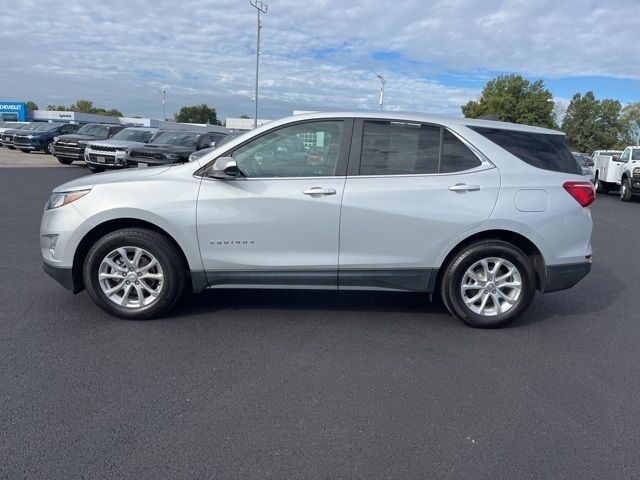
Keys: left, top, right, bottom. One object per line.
{"left": 441, "top": 240, "right": 536, "bottom": 328}
{"left": 620, "top": 178, "right": 633, "bottom": 202}
{"left": 83, "top": 228, "right": 186, "bottom": 319}
{"left": 57, "top": 157, "right": 73, "bottom": 165}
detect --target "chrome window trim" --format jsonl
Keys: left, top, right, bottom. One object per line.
{"left": 346, "top": 163, "right": 495, "bottom": 179}
{"left": 200, "top": 174, "right": 347, "bottom": 182}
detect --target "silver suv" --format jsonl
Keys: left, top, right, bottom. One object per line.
{"left": 41, "top": 112, "right": 594, "bottom": 328}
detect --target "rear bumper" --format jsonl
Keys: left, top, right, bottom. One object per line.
{"left": 42, "top": 261, "right": 78, "bottom": 292}
{"left": 542, "top": 262, "right": 591, "bottom": 293}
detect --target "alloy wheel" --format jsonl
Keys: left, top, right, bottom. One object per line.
{"left": 460, "top": 257, "right": 522, "bottom": 317}
{"left": 98, "top": 246, "right": 164, "bottom": 309}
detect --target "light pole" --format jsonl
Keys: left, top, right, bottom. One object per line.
{"left": 159, "top": 87, "right": 168, "bottom": 127}
{"left": 250, "top": 0, "right": 268, "bottom": 128}
{"left": 377, "top": 75, "right": 386, "bottom": 112}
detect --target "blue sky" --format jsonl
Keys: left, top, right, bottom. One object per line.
{"left": 0, "top": 0, "right": 638, "bottom": 121}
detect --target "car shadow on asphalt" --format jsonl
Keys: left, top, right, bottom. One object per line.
{"left": 513, "top": 262, "right": 623, "bottom": 327}
{"left": 164, "top": 261, "right": 622, "bottom": 329}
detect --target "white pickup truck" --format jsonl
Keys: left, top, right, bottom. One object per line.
{"left": 594, "top": 147, "right": 640, "bottom": 201}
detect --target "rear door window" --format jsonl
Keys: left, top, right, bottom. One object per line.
{"left": 470, "top": 127, "right": 581, "bottom": 175}
{"left": 359, "top": 121, "right": 482, "bottom": 175}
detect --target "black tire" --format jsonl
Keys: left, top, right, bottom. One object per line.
{"left": 596, "top": 179, "right": 610, "bottom": 194}
{"left": 57, "top": 157, "right": 73, "bottom": 165}
{"left": 620, "top": 177, "right": 633, "bottom": 202}
{"left": 440, "top": 240, "right": 536, "bottom": 328}
{"left": 83, "top": 228, "right": 187, "bottom": 319}
{"left": 20, "top": 149, "right": 30, "bottom": 153}
{"left": 44, "top": 140, "right": 54, "bottom": 155}
{"left": 8, "top": 146, "right": 15, "bottom": 150}
{"left": 88, "top": 164, "right": 105, "bottom": 173}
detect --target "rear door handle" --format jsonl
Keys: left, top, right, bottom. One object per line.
{"left": 303, "top": 187, "right": 336, "bottom": 196}
{"left": 449, "top": 183, "right": 481, "bottom": 192}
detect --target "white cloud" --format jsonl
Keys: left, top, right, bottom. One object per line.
{"left": 0, "top": 0, "right": 638, "bottom": 120}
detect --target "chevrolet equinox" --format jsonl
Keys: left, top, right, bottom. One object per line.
{"left": 41, "top": 112, "right": 594, "bottom": 327}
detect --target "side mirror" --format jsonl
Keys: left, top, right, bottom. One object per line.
{"left": 586, "top": 159, "right": 594, "bottom": 167}
{"left": 207, "top": 156, "right": 240, "bottom": 179}
{"left": 209, "top": 141, "right": 217, "bottom": 148}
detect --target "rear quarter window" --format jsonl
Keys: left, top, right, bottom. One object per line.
{"left": 470, "top": 127, "right": 581, "bottom": 175}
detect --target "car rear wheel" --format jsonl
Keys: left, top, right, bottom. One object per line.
{"left": 620, "top": 178, "right": 633, "bottom": 202}
{"left": 57, "top": 157, "right": 73, "bottom": 165}
{"left": 83, "top": 228, "right": 186, "bottom": 319}
{"left": 440, "top": 240, "right": 536, "bottom": 328}
{"left": 20, "top": 149, "right": 30, "bottom": 153}
{"left": 596, "top": 178, "right": 609, "bottom": 194}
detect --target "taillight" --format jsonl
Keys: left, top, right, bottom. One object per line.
{"left": 563, "top": 181, "right": 595, "bottom": 207}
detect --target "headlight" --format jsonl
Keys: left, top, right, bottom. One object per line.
{"left": 26, "top": 135, "right": 34, "bottom": 139}
{"left": 53, "top": 136, "right": 60, "bottom": 142}
{"left": 115, "top": 147, "right": 128, "bottom": 151}
{"left": 188, "top": 153, "right": 197, "bottom": 162}
{"left": 166, "top": 153, "right": 181, "bottom": 160}
{"left": 45, "top": 189, "right": 91, "bottom": 210}
{"left": 78, "top": 140, "right": 88, "bottom": 147}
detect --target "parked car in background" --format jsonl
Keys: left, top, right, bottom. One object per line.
{"left": 84, "top": 127, "right": 158, "bottom": 173}
{"left": 41, "top": 112, "right": 593, "bottom": 328}
{"left": 53, "top": 124, "right": 126, "bottom": 165}
{"left": 593, "top": 150, "right": 626, "bottom": 194}
{"left": 614, "top": 146, "right": 640, "bottom": 201}
{"left": 187, "top": 131, "right": 244, "bottom": 162}
{"left": 591, "top": 149, "right": 622, "bottom": 159}
{"left": 125, "top": 130, "right": 226, "bottom": 167}
{"left": 572, "top": 152, "right": 595, "bottom": 184}
{"left": 0, "top": 121, "right": 29, "bottom": 145}
{"left": 1, "top": 122, "right": 47, "bottom": 149}
{"left": 13, "top": 122, "right": 81, "bottom": 154}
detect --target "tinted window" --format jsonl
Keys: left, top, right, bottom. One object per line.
{"left": 112, "top": 128, "right": 155, "bottom": 142}
{"left": 77, "top": 124, "right": 109, "bottom": 136}
{"left": 360, "top": 121, "right": 440, "bottom": 175}
{"left": 470, "top": 127, "right": 581, "bottom": 175}
{"left": 441, "top": 130, "right": 482, "bottom": 173}
{"left": 35, "top": 123, "right": 63, "bottom": 132}
{"left": 233, "top": 120, "right": 343, "bottom": 178}
{"left": 632, "top": 150, "right": 640, "bottom": 160}
{"left": 151, "top": 131, "right": 199, "bottom": 146}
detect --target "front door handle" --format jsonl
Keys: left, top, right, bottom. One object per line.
{"left": 303, "top": 187, "right": 337, "bottom": 196}
{"left": 449, "top": 183, "right": 481, "bottom": 192}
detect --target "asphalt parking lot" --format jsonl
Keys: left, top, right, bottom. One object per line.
{"left": 1, "top": 149, "right": 640, "bottom": 479}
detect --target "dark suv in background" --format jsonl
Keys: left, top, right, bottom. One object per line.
{"left": 53, "top": 124, "right": 126, "bottom": 165}
{"left": 13, "top": 123, "right": 81, "bottom": 154}
{"left": 125, "top": 130, "right": 226, "bottom": 167}
{"left": 1, "top": 122, "right": 43, "bottom": 149}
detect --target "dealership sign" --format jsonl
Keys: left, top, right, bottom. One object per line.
{"left": 0, "top": 101, "right": 28, "bottom": 121}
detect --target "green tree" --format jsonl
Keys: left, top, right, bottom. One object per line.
{"left": 174, "top": 104, "right": 221, "bottom": 124}
{"left": 47, "top": 105, "right": 69, "bottom": 111}
{"left": 561, "top": 92, "right": 621, "bottom": 152}
{"left": 617, "top": 102, "right": 640, "bottom": 147}
{"left": 70, "top": 99, "right": 95, "bottom": 113}
{"left": 462, "top": 74, "right": 557, "bottom": 129}
{"left": 26, "top": 101, "right": 39, "bottom": 111}
{"left": 239, "top": 114, "right": 250, "bottom": 119}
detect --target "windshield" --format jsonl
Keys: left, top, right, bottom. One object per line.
{"left": 112, "top": 128, "right": 155, "bottom": 142}
{"left": 150, "top": 131, "right": 199, "bottom": 146}
{"left": 76, "top": 124, "right": 108, "bottom": 136}
{"left": 21, "top": 123, "right": 44, "bottom": 131}
{"left": 36, "top": 123, "right": 64, "bottom": 132}
{"left": 572, "top": 153, "right": 588, "bottom": 167}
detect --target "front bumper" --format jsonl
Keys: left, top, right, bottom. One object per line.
{"left": 84, "top": 150, "right": 127, "bottom": 169}
{"left": 126, "top": 156, "right": 178, "bottom": 167}
{"left": 630, "top": 178, "right": 640, "bottom": 193}
{"left": 53, "top": 143, "right": 85, "bottom": 159}
{"left": 42, "top": 261, "right": 77, "bottom": 292}
{"left": 541, "top": 262, "right": 591, "bottom": 293}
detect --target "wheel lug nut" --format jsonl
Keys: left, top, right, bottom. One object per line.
{"left": 135, "top": 281, "right": 139, "bottom": 285}
{"left": 126, "top": 281, "right": 130, "bottom": 285}
{"left": 129, "top": 267, "right": 134, "bottom": 271}
{"left": 137, "top": 272, "right": 141, "bottom": 277}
